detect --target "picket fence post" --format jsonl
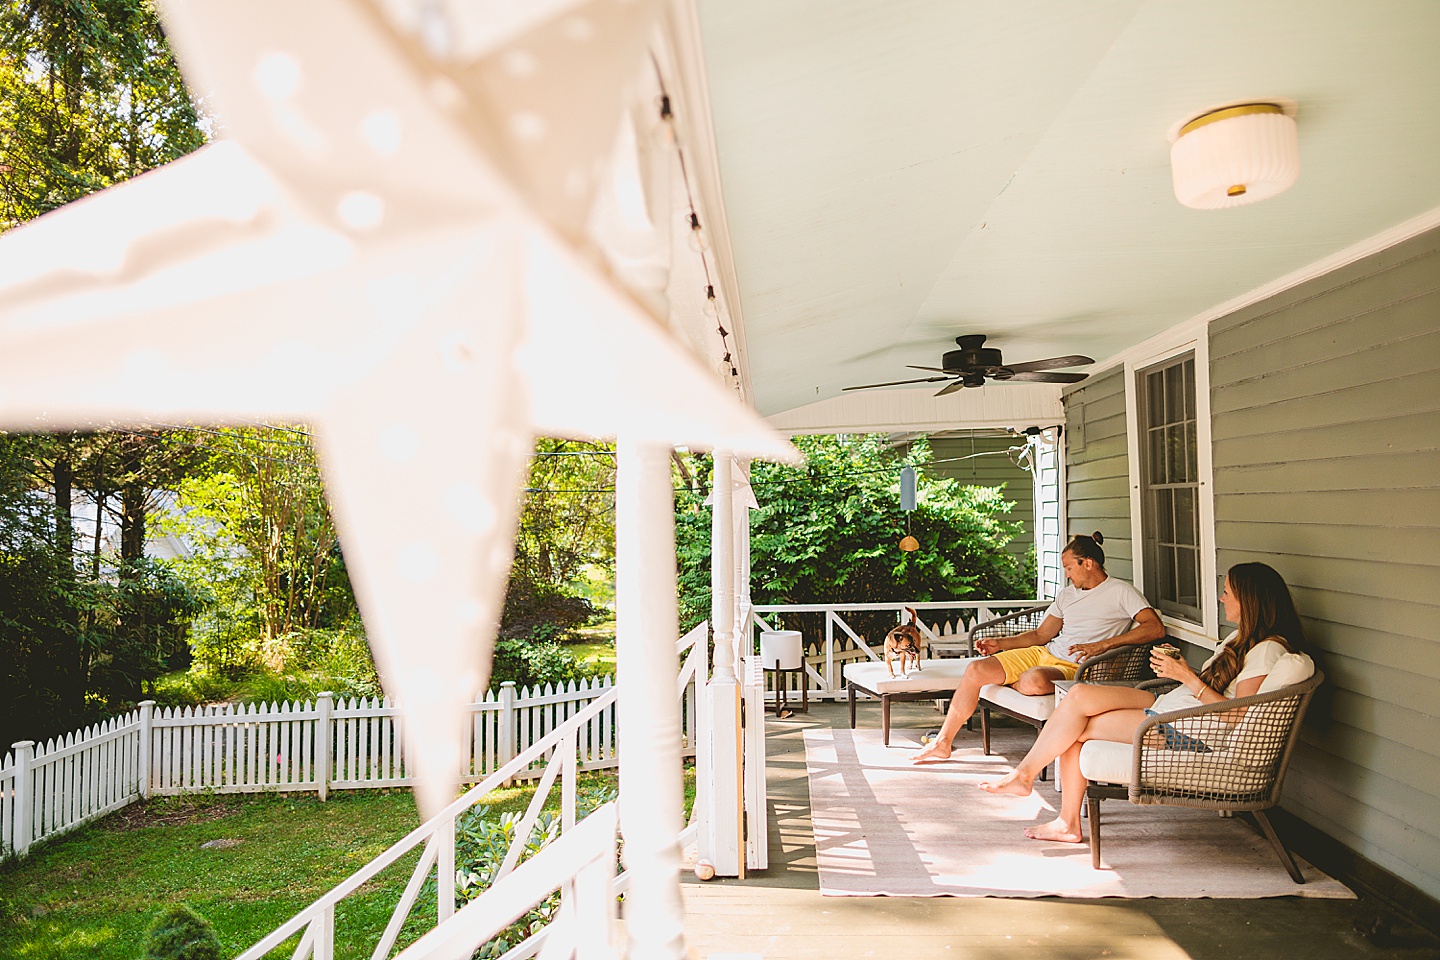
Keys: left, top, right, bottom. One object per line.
{"left": 11, "top": 741, "right": 33, "bottom": 857}
{"left": 316, "top": 692, "right": 333, "bottom": 801}
{"left": 498, "top": 681, "right": 517, "bottom": 766}
{"left": 498, "top": 682, "right": 517, "bottom": 785}
{"left": 137, "top": 701, "right": 155, "bottom": 800}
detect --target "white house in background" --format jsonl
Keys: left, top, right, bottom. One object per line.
{"left": 67, "top": 489, "right": 195, "bottom": 563}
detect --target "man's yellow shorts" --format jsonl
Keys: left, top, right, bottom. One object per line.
{"left": 991, "top": 645, "right": 1079, "bottom": 685}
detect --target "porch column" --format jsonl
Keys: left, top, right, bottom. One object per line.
{"left": 706, "top": 450, "right": 745, "bottom": 876}
{"left": 734, "top": 458, "right": 753, "bottom": 650}
{"left": 615, "top": 437, "right": 687, "bottom": 960}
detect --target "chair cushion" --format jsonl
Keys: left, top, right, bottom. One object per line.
{"left": 843, "top": 657, "right": 974, "bottom": 694}
{"left": 978, "top": 683, "right": 1055, "bottom": 722}
{"left": 1079, "top": 740, "right": 1133, "bottom": 784}
{"left": 1257, "top": 652, "right": 1314, "bottom": 693}
{"left": 1080, "top": 739, "right": 1282, "bottom": 795}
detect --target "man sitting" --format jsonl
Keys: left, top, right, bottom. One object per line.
{"left": 910, "top": 531, "right": 1164, "bottom": 763}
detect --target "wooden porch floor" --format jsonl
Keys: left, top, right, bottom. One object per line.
{"left": 680, "top": 700, "right": 1439, "bottom": 960}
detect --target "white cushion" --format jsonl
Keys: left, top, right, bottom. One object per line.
{"left": 1080, "top": 739, "right": 1282, "bottom": 795}
{"left": 1079, "top": 740, "right": 1133, "bottom": 784}
{"left": 844, "top": 657, "right": 974, "bottom": 694}
{"left": 978, "top": 683, "right": 1056, "bottom": 722}
{"left": 1257, "top": 652, "right": 1314, "bottom": 693}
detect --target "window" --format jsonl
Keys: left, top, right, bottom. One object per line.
{"left": 1138, "top": 353, "right": 1201, "bottom": 621}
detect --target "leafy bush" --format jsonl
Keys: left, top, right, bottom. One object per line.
{"left": 144, "top": 903, "right": 222, "bottom": 960}
{"left": 434, "top": 781, "right": 620, "bottom": 959}
{"left": 490, "top": 577, "right": 601, "bottom": 690}
{"left": 676, "top": 435, "right": 1032, "bottom": 639}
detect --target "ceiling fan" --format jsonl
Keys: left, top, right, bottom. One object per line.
{"left": 844, "top": 334, "right": 1094, "bottom": 397}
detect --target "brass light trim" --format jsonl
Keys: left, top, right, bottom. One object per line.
{"left": 1227, "top": 184, "right": 1248, "bottom": 197}
{"left": 1179, "top": 103, "right": 1285, "bottom": 139}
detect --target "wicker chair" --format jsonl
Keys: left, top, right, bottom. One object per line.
{"left": 968, "top": 606, "right": 1162, "bottom": 760}
{"left": 1079, "top": 668, "right": 1324, "bottom": 881}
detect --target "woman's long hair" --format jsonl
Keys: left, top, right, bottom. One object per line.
{"left": 1200, "top": 562, "right": 1307, "bottom": 692}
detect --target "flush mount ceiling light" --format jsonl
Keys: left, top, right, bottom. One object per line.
{"left": 1169, "top": 102, "right": 1299, "bottom": 209}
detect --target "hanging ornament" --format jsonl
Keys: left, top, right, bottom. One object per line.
{"left": 898, "top": 464, "right": 919, "bottom": 551}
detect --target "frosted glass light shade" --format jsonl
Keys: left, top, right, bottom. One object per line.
{"left": 1170, "top": 104, "right": 1299, "bottom": 209}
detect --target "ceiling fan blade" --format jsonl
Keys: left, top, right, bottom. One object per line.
{"left": 1001, "top": 354, "right": 1095, "bottom": 373}
{"left": 934, "top": 379, "right": 970, "bottom": 397}
{"left": 1003, "top": 371, "right": 1090, "bottom": 383}
{"left": 906, "top": 365, "right": 955, "bottom": 374}
{"left": 843, "top": 375, "right": 954, "bottom": 391}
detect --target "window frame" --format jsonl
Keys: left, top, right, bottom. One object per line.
{"left": 1125, "top": 336, "right": 1218, "bottom": 646}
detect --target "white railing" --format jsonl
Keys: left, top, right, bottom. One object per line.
{"left": 748, "top": 599, "right": 1042, "bottom": 700}
{"left": 2, "top": 669, "right": 700, "bottom": 858}
{"left": 238, "top": 621, "right": 708, "bottom": 960}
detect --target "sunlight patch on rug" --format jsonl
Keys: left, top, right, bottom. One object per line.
{"left": 803, "top": 725, "right": 1354, "bottom": 899}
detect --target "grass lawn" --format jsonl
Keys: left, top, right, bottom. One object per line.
{"left": 0, "top": 768, "right": 650, "bottom": 960}
{"left": 567, "top": 618, "right": 616, "bottom": 675}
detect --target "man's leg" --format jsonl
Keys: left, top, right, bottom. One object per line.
{"left": 909, "top": 655, "right": 1006, "bottom": 762}
{"left": 1011, "top": 665, "right": 1068, "bottom": 696}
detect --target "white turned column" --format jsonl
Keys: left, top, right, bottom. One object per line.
{"left": 706, "top": 450, "right": 744, "bottom": 877}
{"left": 734, "top": 459, "right": 753, "bottom": 656}
{"left": 616, "top": 437, "right": 687, "bottom": 960}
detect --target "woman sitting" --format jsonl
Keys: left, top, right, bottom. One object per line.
{"left": 978, "top": 561, "right": 1307, "bottom": 843}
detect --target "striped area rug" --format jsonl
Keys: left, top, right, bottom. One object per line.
{"left": 803, "top": 725, "right": 1354, "bottom": 899}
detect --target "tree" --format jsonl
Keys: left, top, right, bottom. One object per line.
{"left": 512, "top": 439, "right": 616, "bottom": 594}
{"left": 675, "top": 435, "right": 1032, "bottom": 637}
{"left": 0, "top": 0, "right": 204, "bottom": 227}
{"left": 163, "top": 425, "right": 354, "bottom": 674}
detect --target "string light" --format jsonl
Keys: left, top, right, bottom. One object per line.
{"left": 650, "top": 56, "right": 740, "bottom": 391}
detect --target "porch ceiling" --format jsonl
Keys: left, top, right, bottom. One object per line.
{"left": 696, "top": 1, "right": 1440, "bottom": 419}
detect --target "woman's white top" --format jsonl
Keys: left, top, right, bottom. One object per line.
{"left": 1151, "top": 638, "right": 1288, "bottom": 714}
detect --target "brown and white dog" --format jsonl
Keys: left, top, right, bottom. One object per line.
{"left": 884, "top": 608, "right": 926, "bottom": 677}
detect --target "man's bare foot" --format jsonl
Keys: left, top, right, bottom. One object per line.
{"left": 909, "top": 739, "right": 953, "bottom": 763}
{"left": 978, "top": 770, "right": 1034, "bottom": 796}
{"left": 1023, "top": 820, "right": 1083, "bottom": 843}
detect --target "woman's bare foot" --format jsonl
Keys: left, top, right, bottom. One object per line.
{"left": 909, "top": 739, "right": 953, "bottom": 763}
{"left": 1023, "top": 820, "right": 1083, "bottom": 843}
{"left": 978, "top": 770, "right": 1034, "bottom": 796}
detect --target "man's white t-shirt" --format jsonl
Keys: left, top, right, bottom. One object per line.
{"left": 1042, "top": 576, "right": 1153, "bottom": 663}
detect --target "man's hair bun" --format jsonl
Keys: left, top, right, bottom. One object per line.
{"left": 1063, "top": 531, "right": 1107, "bottom": 568}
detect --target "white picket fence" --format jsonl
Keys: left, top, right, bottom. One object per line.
{"left": 0, "top": 673, "right": 689, "bottom": 859}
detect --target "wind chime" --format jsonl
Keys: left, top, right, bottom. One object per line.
{"left": 898, "top": 465, "right": 919, "bottom": 552}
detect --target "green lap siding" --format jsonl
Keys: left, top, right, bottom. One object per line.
{"left": 1060, "top": 368, "right": 1132, "bottom": 583}
{"left": 926, "top": 435, "right": 1036, "bottom": 561}
{"left": 1209, "top": 226, "right": 1440, "bottom": 903}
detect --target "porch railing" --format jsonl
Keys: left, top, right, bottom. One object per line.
{"left": 236, "top": 621, "right": 707, "bottom": 960}
{"left": 748, "top": 600, "right": 1040, "bottom": 700}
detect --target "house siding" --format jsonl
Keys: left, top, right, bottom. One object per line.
{"left": 926, "top": 435, "right": 1035, "bottom": 562}
{"left": 1208, "top": 227, "right": 1440, "bottom": 902}
{"left": 1060, "top": 368, "right": 1133, "bottom": 582}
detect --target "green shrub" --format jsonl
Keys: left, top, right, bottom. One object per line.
{"left": 432, "top": 781, "right": 619, "bottom": 959}
{"left": 145, "top": 903, "right": 222, "bottom": 960}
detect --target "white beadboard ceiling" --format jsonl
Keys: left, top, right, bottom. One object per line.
{"left": 695, "top": 0, "right": 1440, "bottom": 419}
